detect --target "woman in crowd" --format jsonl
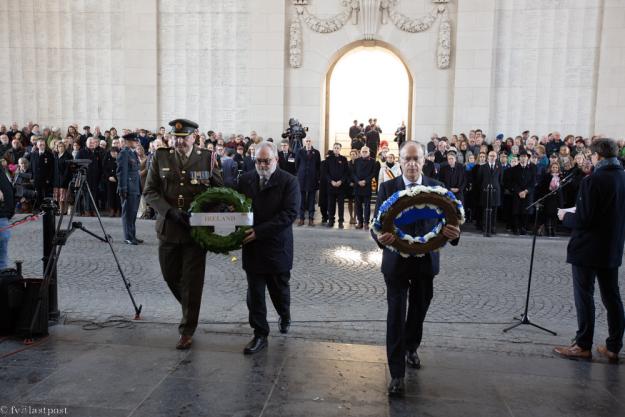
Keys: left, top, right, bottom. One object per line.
{"left": 53, "top": 141, "right": 73, "bottom": 215}
{"left": 538, "top": 162, "right": 564, "bottom": 237}
{"left": 101, "top": 147, "right": 120, "bottom": 217}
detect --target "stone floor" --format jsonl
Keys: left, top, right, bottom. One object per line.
{"left": 2, "top": 216, "right": 625, "bottom": 416}
{"left": 1, "top": 323, "right": 624, "bottom": 417}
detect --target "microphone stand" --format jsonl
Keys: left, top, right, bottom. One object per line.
{"left": 503, "top": 171, "right": 574, "bottom": 335}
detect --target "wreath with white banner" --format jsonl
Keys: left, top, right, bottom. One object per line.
{"left": 372, "top": 185, "right": 465, "bottom": 257}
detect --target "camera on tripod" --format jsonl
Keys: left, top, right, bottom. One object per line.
{"left": 281, "top": 118, "right": 308, "bottom": 153}
{"left": 13, "top": 173, "right": 37, "bottom": 200}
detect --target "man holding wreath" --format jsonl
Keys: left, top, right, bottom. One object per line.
{"left": 143, "top": 118, "right": 223, "bottom": 350}
{"left": 372, "top": 141, "right": 460, "bottom": 397}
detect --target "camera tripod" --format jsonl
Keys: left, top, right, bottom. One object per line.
{"left": 28, "top": 167, "right": 142, "bottom": 338}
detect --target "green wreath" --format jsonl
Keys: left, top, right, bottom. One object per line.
{"left": 189, "top": 187, "right": 252, "bottom": 254}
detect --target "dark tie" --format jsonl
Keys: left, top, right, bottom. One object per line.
{"left": 408, "top": 183, "right": 417, "bottom": 188}
{"left": 260, "top": 177, "right": 267, "bottom": 189}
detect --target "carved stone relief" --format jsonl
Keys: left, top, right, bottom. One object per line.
{"left": 289, "top": 0, "right": 452, "bottom": 69}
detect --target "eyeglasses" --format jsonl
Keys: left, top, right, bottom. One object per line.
{"left": 255, "top": 158, "right": 273, "bottom": 165}
{"left": 401, "top": 156, "right": 424, "bottom": 163}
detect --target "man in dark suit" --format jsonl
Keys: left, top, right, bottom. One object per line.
{"left": 365, "top": 126, "right": 381, "bottom": 158}
{"left": 352, "top": 146, "right": 376, "bottom": 229}
{"left": 554, "top": 138, "right": 625, "bottom": 362}
{"left": 237, "top": 142, "right": 300, "bottom": 355}
{"left": 278, "top": 140, "right": 296, "bottom": 175}
{"left": 372, "top": 141, "right": 460, "bottom": 396}
{"left": 438, "top": 150, "right": 466, "bottom": 202}
{"left": 29, "top": 138, "right": 54, "bottom": 209}
{"left": 508, "top": 150, "right": 536, "bottom": 234}
{"left": 295, "top": 138, "right": 320, "bottom": 226}
{"left": 324, "top": 143, "right": 350, "bottom": 228}
{"left": 476, "top": 150, "right": 503, "bottom": 234}
{"left": 349, "top": 120, "right": 361, "bottom": 139}
{"left": 76, "top": 137, "right": 104, "bottom": 216}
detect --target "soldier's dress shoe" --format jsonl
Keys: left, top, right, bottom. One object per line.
{"left": 553, "top": 344, "right": 591, "bottom": 360}
{"left": 279, "top": 317, "right": 291, "bottom": 334}
{"left": 176, "top": 335, "right": 193, "bottom": 350}
{"left": 406, "top": 350, "right": 421, "bottom": 369}
{"left": 124, "top": 239, "right": 138, "bottom": 245}
{"left": 244, "top": 336, "right": 267, "bottom": 354}
{"left": 597, "top": 345, "right": 620, "bottom": 363}
{"left": 387, "top": 378, "right": 405, "bottom": 397}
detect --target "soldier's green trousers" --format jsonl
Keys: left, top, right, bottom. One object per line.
{"left": 158, "top": 241, "right": 207, "bottom": 336}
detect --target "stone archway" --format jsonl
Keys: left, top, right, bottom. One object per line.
{"left": 323, "top": 40, "right": 414, "bottom": 154}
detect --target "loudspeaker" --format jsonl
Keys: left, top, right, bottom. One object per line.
{"left": 0, "top": 268, "right": 23, "bottom": 335}
{"left": 14, "top": 279, "right": 49, "bottom": 337}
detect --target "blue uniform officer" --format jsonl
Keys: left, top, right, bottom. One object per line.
{"left": 117, "top": 133, "right": 143, "bottom": 245}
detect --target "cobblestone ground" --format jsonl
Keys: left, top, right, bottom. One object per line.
{"left": 8, "top": 216, "right": 624, "bottom": 357}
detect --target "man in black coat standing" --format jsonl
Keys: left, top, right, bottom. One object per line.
{"left": 373, "top": 141, "right": 460, "bottom": 396}
{"left": 76, "top": 137, "right": 104, "bottom": 216}
{"left": 295, "top": 138, "right": 320, "bottom": 226}
{"left": 476, "top": 150, "right": 503, "bottom": 233}
{"left": 29, "top": 138, "right": 54, "bottom": 208}
{"left": 237, "top": 142, "right": 300, "bottom": 355}
{"left": 508, "top": 150, "right": 536, "bottom": 234}
{"left": 438, "top": 150, "right": 466, "bottom": 202}
{"left": 554, "top": 138, "right": 625, "bottom": 362}
{"left": 365, "top": 127, "right": 381, "bottom": 159}
{"left": 277, "top": 141, "right": 296, "bottom": 175}
{"left": 324, "top": 143, "right": 349, "bottom": 228}
{"left": 352, "top": 146, "right": 376, "bottom": 229}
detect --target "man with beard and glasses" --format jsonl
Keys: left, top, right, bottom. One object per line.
{"left": 237, "top": 141, "right": 300, "bottom": 354}
{"left": 143, "top": 118, "right": 223, "bottom": 350}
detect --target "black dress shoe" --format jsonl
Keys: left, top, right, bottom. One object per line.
{"left": 406, "top": 350, "right": 421, "bottom": 369}
{"left": 279, "top": 317, "right": 291, "bottom": 334}
{"left": 124, "top": 239, "right": 138, "bottom": 245}
{"left": 388, "top": 377, "right": 405, "bottom": 397}
{"left": 134, "top": 238, "right": 144, "bottom": 244}
{"left": 243, "top": 336, "right": 267, "bottom": 354}
{"left": 338, "top": 222, "right": 344, "bottom": 229}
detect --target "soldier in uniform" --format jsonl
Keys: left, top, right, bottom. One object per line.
{"left": 143, "top": 119, "right": 223, "bottom": 350}
{"left": 116, "top": 133, "right": 143, "bottom": 245}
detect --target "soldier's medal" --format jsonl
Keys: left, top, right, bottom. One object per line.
{"left": 190, "top": 171, "right": 199, "bottom": 185}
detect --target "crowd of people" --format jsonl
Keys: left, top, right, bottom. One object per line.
{"left": 1, "top": 120, "right": 624, "bottom": 237}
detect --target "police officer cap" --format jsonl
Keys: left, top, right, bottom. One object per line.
{"left": 169, "top": 119, "right": 199, "bottom": 137}
{"left": 123, "top": 132, "right": 139, "bottom": 141}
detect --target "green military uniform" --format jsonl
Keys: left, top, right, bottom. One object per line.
{"left": 143, "top": 119, "right": 223, "bottom": 337}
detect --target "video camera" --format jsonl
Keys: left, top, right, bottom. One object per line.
{"left": 13, "top": 172, "right": 36, "bottom": 200}
{"left": 281, "top": 118, "right": 308, "bottom": 154}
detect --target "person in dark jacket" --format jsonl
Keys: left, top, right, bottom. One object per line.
{"left": 0, "top": 167, "right": 15, "bottom": 269}
{"left": 76, "top": 137, "right": 104, "bottom": 216}
{"left": 277, "top": 141, "right": 296, "bottom": 175}
{"left": 372, "top": 141, "right": 460, "bottom": 396}
{"left": 52, "top": 141, "right": 73, "bottom": 215}
{"left": 29, "top": 138, "right": 54, "bottom": 209}
{"left": 295, "top": 138, "right": 320, "bottom": 225}
{"left": 537, "top": 162, "right": 564, "bottom": 237}
{"left": 324, "top": 143, "right": 349, "bottom": 228}
{"left": 237, "top": 142, "right": 300, "bottom": 355}
{"left": 117, "top": 134, "right": 143, "bottom": 244}
{"left": 554, "top": 138, "right": 625, "bottom": 362}
{"left": 242, "top": 145, "right": 256, "bottom": 173}
{"left": 508, "top": 150, "right": 536, "bottom": 234}
{"left": 365, "top": 128, "right": 380, "bottom": 158}
{"left": 438, "top": 151, "right": 466, "bottom": 202}
{"left": 102, "top": 148, "right": 121, "bottom": 217}
{"left": 352, "top": 146, "right": 376, "bottom": 229}
{"left": 475, "top": 151, "right": 502, "bottom": 233}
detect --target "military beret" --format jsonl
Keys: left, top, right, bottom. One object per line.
{"left": 496, "top": 133, "right": 504, "bottom": 140}
{"left": 122, "top": 132, "right": 138, "bottom": 141}
{"left": 169, "top": 118, "right": 199, "bottom": 137}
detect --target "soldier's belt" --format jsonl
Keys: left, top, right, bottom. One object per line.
{"left": 166, "top": 196, "right": 188, "bottom": 209}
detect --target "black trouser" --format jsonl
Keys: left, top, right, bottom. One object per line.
{"left": 514, "top": 213, "right": 529, "bottom": 232}
{"left": 572, "top": 265, "right": 625, "bottom": 353}
{"left": 355, "top": 194, "right": 371, "bottom": 224}
{"left": 385, "top": 273, "right": 434, "bottom": 378}
{"left": 327, "top": 188, "right": 345, "bottom": 224}
{"left": 246, "top": 271, "right": 291, "bottom": 337}
{"left": 158, "top": 241, "right": 207, "bottom": 336}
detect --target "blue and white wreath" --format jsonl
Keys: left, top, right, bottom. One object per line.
{"left": 372, "top": 185, "right": 465, "bottom": 257}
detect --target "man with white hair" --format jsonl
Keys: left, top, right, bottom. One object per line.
{"left": 237, "top": 141, "right": 300, "bottom": 354}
